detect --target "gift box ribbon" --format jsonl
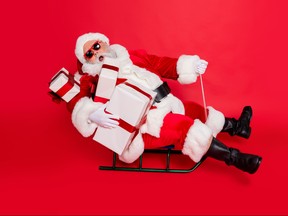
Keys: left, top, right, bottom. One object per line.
{"left": 50, "top": 70, "right": 80, "bottom": 97}
{"left": 102, "top": 64, "right": 119, "bottom": 72}
{"left": 93, "top": 78, "right": 127, "bottom": 103}
{"left": 93, "top": 64, "right": 120, "bottom": 103}
{"left": 124, "top": 82, "right": 153, "bottom": 100}
{"left": 104, "top": 82, "right": 153, "bottom": 133}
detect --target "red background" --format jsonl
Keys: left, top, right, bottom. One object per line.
{"left": 1, "top": 0, "right": 288, "bottom": 215}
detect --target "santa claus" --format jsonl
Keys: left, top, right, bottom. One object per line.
{"left": 67, "top": 32, "right": 261, "bottom": 174}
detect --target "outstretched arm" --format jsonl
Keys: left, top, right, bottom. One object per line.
{"left": 129, "top": 49, "right": 208, "bottom": 84}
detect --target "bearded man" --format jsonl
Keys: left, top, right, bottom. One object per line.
{"left": 66, "top": 32, "right": 261, "bottom": 174}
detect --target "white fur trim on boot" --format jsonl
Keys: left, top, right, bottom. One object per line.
{"left": 205, "top": 106, "right": 225, "bottom": 137}
{"left": 182, "top": 119, "right": 213, "bottom": 163}
{"left": 176, "top": 55, "right": 200, "bottom": 84}
{"left": 118, "top": 132, "right": 144, "bottom": 164}
{"left": 72, "top": 97, "right": 103, "bottom": 137}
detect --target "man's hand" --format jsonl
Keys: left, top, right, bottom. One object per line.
{"left": 88, "top": 103, "right": 119, "bottom": 129}
{"left": 196, "top": 59, "right": 208, "bottom": 75}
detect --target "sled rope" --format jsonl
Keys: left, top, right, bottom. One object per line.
{"left": 199, "top": 74, "right": 208, "bottom": 121}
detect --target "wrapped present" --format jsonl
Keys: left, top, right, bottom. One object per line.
{"left": 93, "top": 80, "right": 157, "bottom": 155}
{"left": 49, "top": 68, "right": 80, "bottom": 102}
{"left": 94, "top": 58, "right": 119, "bottom": 103}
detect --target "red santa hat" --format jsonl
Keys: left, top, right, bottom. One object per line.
{"left": 75, "top": 32, "right": 110, "bottom": 64}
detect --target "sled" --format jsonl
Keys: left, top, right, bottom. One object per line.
{"left": 99, "top": 146, "right": 207, "bottom": 173}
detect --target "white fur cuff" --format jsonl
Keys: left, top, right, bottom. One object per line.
{"left": 140, "top": 107, "right": 166, "bottom": 138}
{"left": 140, "top": 94, "right": 184, "bottom": 138}
{"left": 176, "top": 55, "right": 200, "bottom": 84}
{"left": 182, "top": 119, "right": 213, "bottom": 163}
{"left": 205, "top": 106, "right": 225, "bottom": 137}
{"left": 71, "top": 97, "right": 103, "bottom": 137}
{"left": 118, "top": 132, "right": 144, "bottom": 163}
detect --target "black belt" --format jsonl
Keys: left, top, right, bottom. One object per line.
{"left": 153, "top": 82, "right": 171, "bottom": 103}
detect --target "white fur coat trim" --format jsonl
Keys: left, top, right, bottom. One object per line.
{"left": 118, "top": 132, "right": 145, "bottom": 163}
{"left": 140, "top": 93, "right": 185, "bottom": 137}
{"left": 182, "top": 119, "right": 213, "bottom": 163}
{"left": 205, "top": 106, "right": 225, "bottom": 137}
{"left": 176, "top": 55, "right": 200, "bottom": 84}
{"left": 72, "top": 97, "right": 103, "bottom": 137}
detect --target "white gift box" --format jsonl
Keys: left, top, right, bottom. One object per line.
{"left": 94, "top": 58, "right": 119, "bottom": 103}
{"left": 49, "top": 68, "right": 80, "bottom": 102}
{"left": 93, "top": 80, "right": 157, "bottom": 155}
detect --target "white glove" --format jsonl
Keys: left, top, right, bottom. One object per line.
{"left": 88, "top": 103, "right": 119, "bottom": 129}
{"left": 196, "top": 59, "right": 208, "bottom": 75}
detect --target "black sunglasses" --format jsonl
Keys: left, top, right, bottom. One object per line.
{"left": 84, "top": 42, "right": 101, "bottom": 59}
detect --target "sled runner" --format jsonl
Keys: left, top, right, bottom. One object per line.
{"left": 99, "top": 146, "right": 207, "bottom": 173}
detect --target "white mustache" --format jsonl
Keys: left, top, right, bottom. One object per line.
{"left": 95, "top": 48, "right": 117, "bottom": 63}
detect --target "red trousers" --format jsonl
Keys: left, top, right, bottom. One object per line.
{"left": 143, "top": 102, "right": 206, "bottom": 150}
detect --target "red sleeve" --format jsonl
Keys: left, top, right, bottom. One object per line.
{"left": 129, "top": 49, "right": 179, "bottom": 80}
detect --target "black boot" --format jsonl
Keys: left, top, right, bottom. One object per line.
{"left": 206, "top": 138, "right": 262, "bottom": 174}
{"left": 222, "top": 106, "right": 252, "bottom": 139}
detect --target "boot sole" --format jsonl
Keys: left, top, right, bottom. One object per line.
{"left": 248, "top": 157, "right": 262, "bottom": 174}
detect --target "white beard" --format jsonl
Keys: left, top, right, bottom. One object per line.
{"left": 81, "top": 44, "right": 133, "bottom": 76}
{"left": 81, "top": 62, "right": 103, "bottom": 76}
